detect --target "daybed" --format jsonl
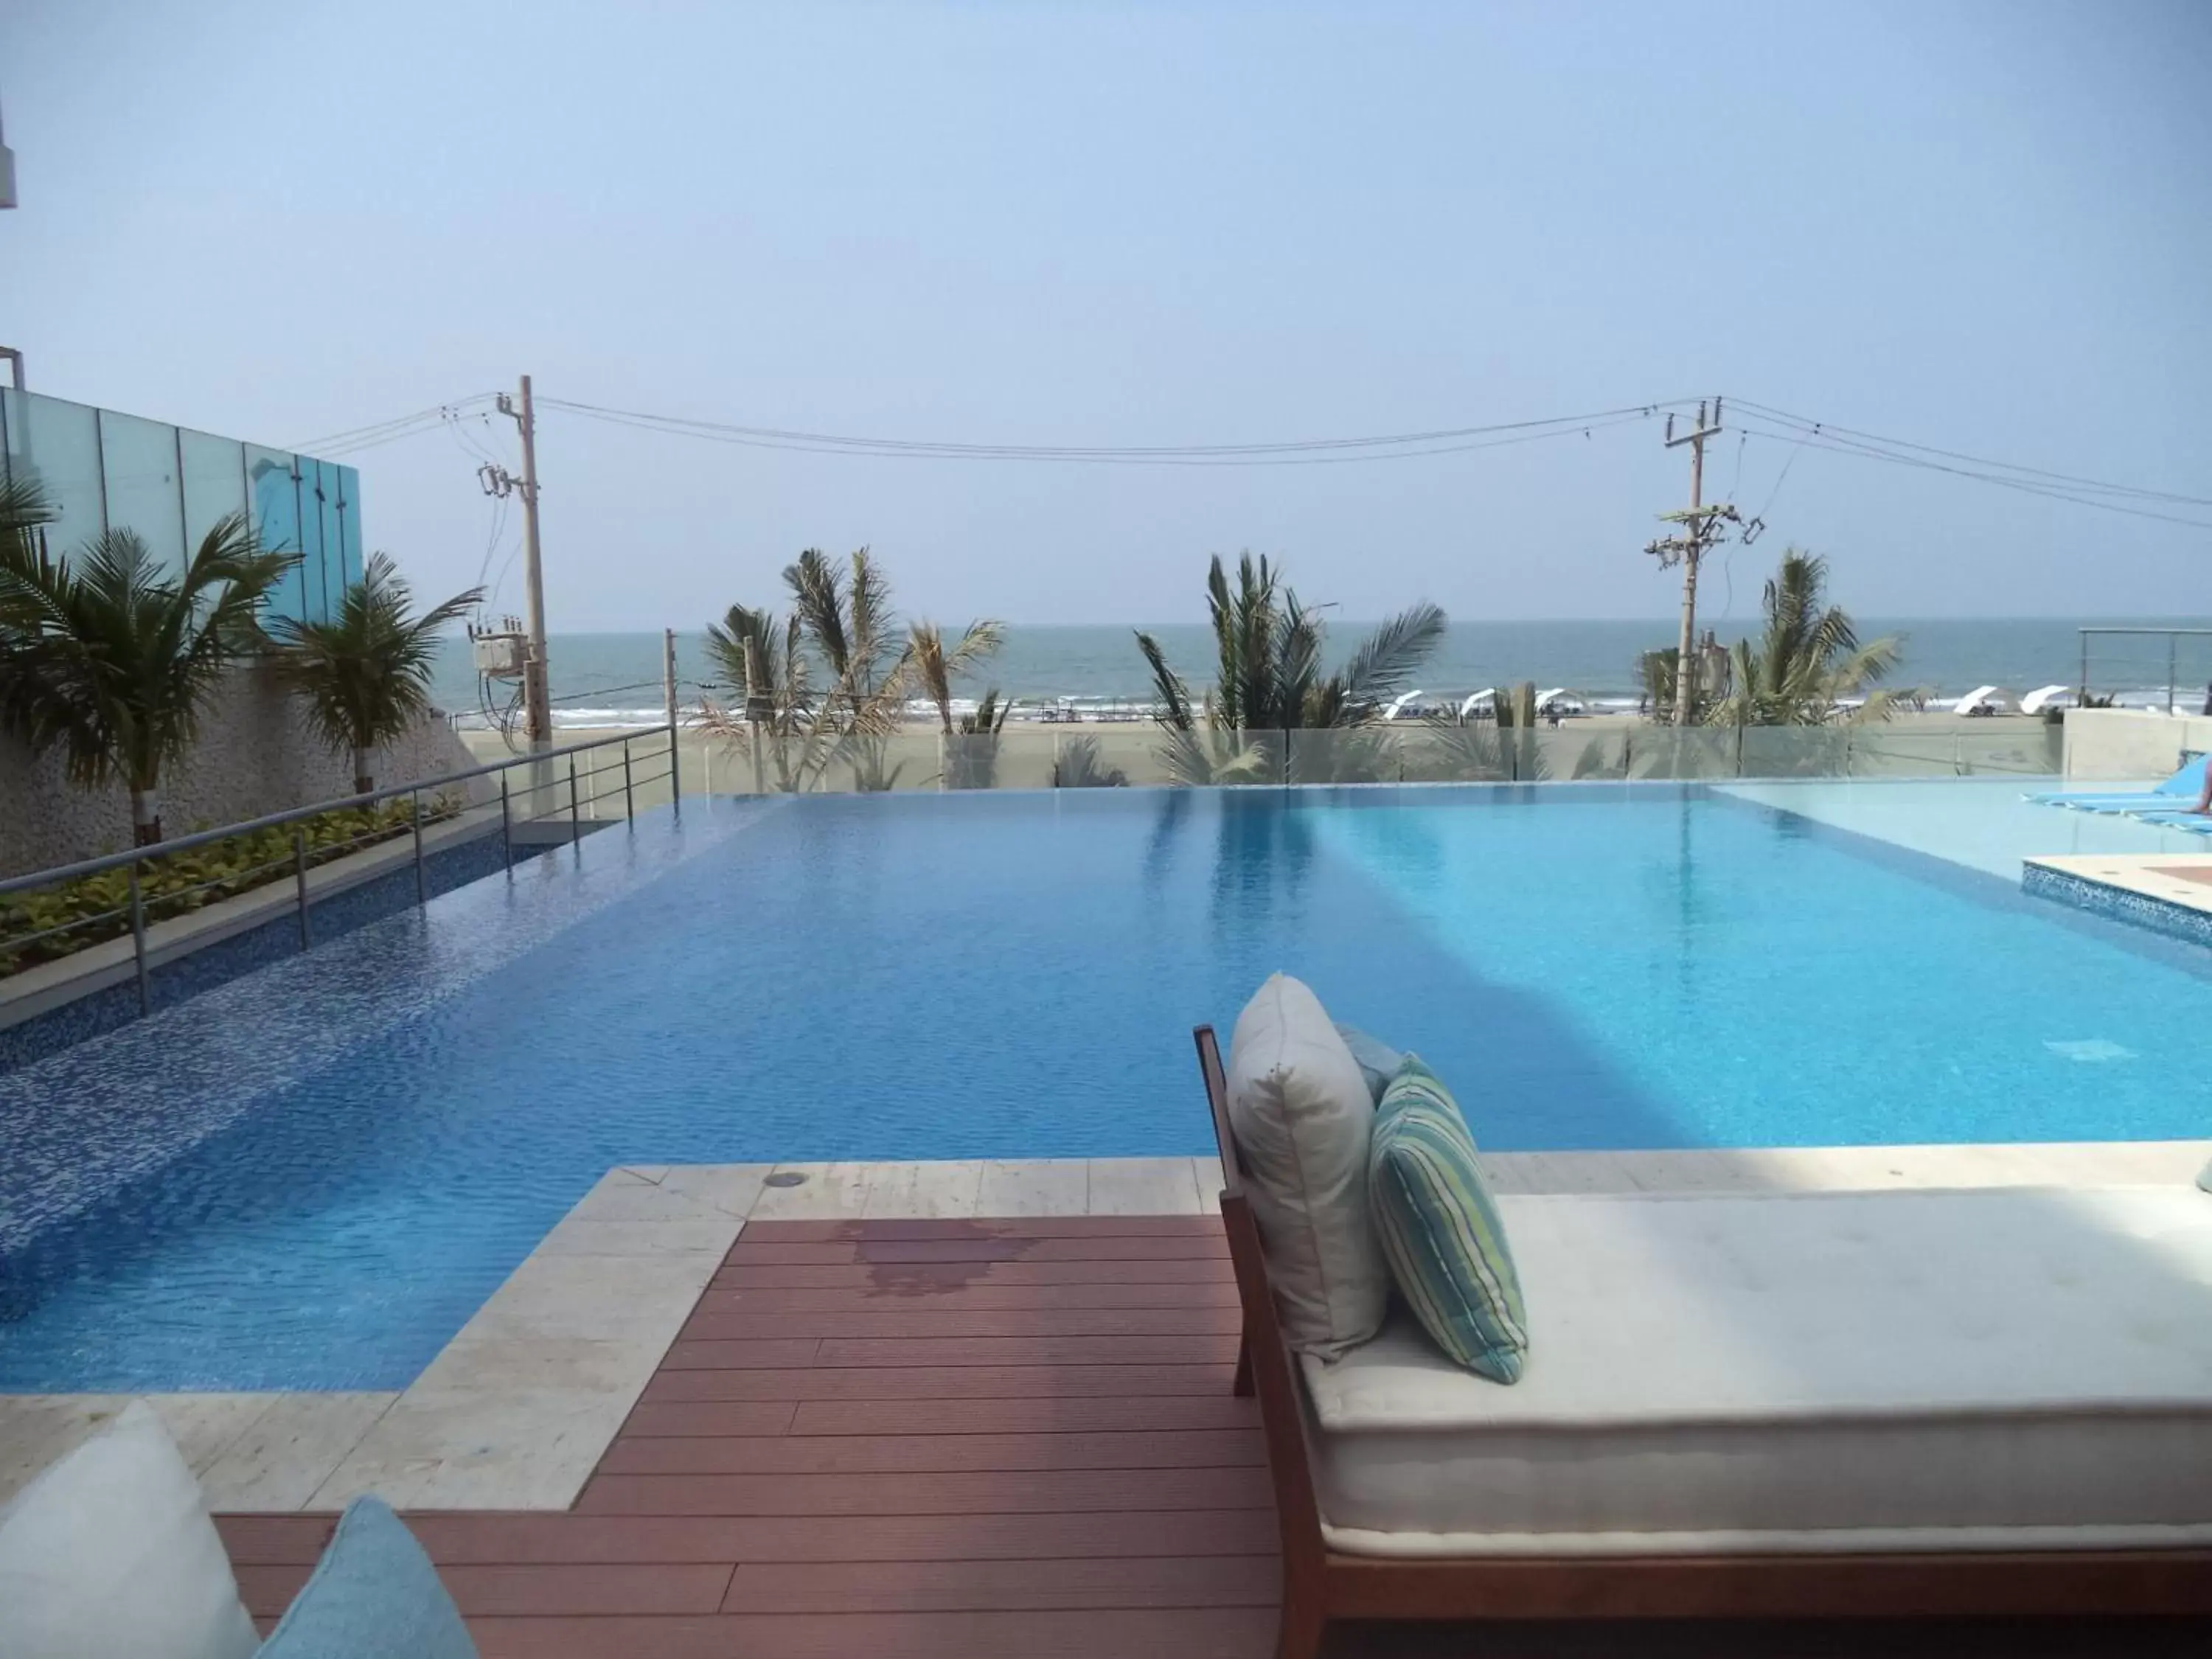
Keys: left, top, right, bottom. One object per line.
{"left": 1194, "top": 1024, "right": 2212, "bottom": 1658}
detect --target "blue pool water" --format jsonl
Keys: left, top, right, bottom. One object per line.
{"left": 4, "top": 783, "right": 2208, "bottom": 1391}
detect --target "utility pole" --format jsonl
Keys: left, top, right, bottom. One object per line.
{"left": 492, "top": 376, "right": 553, "bottom": 749}
{"left": 1645, "top": 399, "right": 1741, "bottom": 725}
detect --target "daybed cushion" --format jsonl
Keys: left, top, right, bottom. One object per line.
{"left": 0, "top": 1400, "right": 260, "bottom": 1659}
{"left": 1299, "top": 1186, "right": 2212, "bottom": 1557}
{"left": 1227, "top": 973, "right": 1387, "bottom": 1358}
{"left": 1333, "top": 1023, "right": 1403, "bottom": 1105}
{"left": 1368, "top": 1056, "right": 1526, "bottom": 1382}
{"left": 258, "top": 1495, "right": 476, "bottom": 1658}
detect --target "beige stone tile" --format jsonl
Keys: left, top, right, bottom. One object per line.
{"left": 1610, "top": 1151, "right": 1764, "bottom": 1194}
{"left": 0, "top": 1395, "right": 132, "bottom": 1503}
{"left": 143, "top": 1394, "right": 280, "bottom": 1474}
{"left": 528, "top": 1217, "right": 745, "bottom": 1258}
{"left": 745, "top": 1162, "right": 875, "bottom": 1221}
{"left": 1509, "top": 1151, "right": 1647, "bottom": 1194}
{"left": 451, "top": 1256, "right": 715, "bottom": 1346}
{"left": 311, "top": 1388, "right": 636, "bottom": 1511}
{"left": 655, "top": 1164, "right": 774, "bottom": 1218}
{"left": 197, "top": 1393, "right": 398, "bottom": 1512}
{"left": 860, "top": 1161, "right": 984, "bottom": 1220}
{"left": 976, "top": 1159, "right": 1089, "bottom": 1217}
{"left": 410, "top": 1334, "right": 667, "bottom": 1397}
{"left": 1483, "top": 1152, "right": 1541, "bottom": 1195}
{"left": 1191, "top": 1156, "right": 1228, "bottom": 1214}
{"left": 615, "top": 1165, "right": 671, "bottom": 1184}
{"left": 564, "top": 1178, "right": 745, "bottom": 1224}
{"left": 1088, "top": 1158, "right": 1202, "bottom": 1216}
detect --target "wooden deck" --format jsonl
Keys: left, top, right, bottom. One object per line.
{"left": 216, "top": 1215, "right": 1280, "bottom": 1657}
{"left": 212, "top": 1214, "right": 2212, "bottom": 1657}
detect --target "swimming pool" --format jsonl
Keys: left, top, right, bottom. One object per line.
{"left": 4, "top": 781, "right": 2207, "bottom": 1390}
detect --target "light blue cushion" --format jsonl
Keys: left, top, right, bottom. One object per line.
{"left": 1368, "top": 1055, "right": 1529, "bottom": 1382}
{"left": 1333, "top": 1023, "right": 1403, "bottom": 1105}
{"left": 257, "top": 1495, "right": 475, "bottom": 1659}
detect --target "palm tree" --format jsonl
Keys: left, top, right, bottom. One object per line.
{"left": 0, "top": 509, "right": 293, "bottom": 844}
{"left": 702, "top": 548, "right": 966, "bottom": 792}
{"left": 909, "top": 616, "right": 1007, "bottom": 788}
{"left": 1050, "top": 733, "right": 1127, "bottom": 788}
{"left": 267, "top": 554, "right": 482, "bottom": 793}
{"left": 698, "top": 601, "right": 832, "bottom": 793}
{"left": 1135, "top": 553, "right": 1445, "bottom": 784}
{"left": 1712, "top": 549, "right": 1902, "bottom": 726}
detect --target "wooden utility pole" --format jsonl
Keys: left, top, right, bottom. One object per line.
{"left": 493, "top": 376, "right": 553, "bottom": 749}
{"left": 1645, "top": 399, "right": 1741, "bottom": 724}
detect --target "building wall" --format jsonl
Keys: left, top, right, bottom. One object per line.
{"left": 0, "top": 666, "right": 477, "bottom": 877}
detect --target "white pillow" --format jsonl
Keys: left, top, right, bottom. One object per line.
{"left": 0, "top": 1401, "right": 260, "bottom": 1659}
{"left": 1227, "top": 973, "right": 1388, "bottom": 1359}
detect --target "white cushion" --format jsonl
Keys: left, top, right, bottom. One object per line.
{"left": 1299, "top": 1187, "right": 2212, "bottom": 1556}
{"left": 0, "top": 1401, "right": 260, "bottom": 1659}
{"left": 1227, "top": 973, "right": 1386, "bottom": 1358}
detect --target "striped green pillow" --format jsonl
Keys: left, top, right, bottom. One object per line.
{"left": 1368, "top": 1056, "right": 1528, "bottom": 1382}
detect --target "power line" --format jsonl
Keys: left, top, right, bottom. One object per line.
{"left": 1725, "top": 397, "right": 2212, "bottom": 509}
{"left": 1728, "top": 414, "right": 2212, "bottom": 532}
{"left": 538, "top": 397, "right": 1675, "bottom": 466}
{"left": 288, "top": 394, "right": 499, "bottom": 456}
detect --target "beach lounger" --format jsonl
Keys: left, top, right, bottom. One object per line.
{"left": 2026, "top": 753, "right": 2206, "bottom": 813}
{"left": 1196, "top": 1022, "right": 2212, "bottom": 1656}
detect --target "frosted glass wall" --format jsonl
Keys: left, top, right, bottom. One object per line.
{"left": 0, "top": 388, "right": 361, "bottom": 625}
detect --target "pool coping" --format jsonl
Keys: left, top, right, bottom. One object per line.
{"left": 7, "top": 1141, "right": 2207, "bottom": 1514}
{"left": 2025, "top": 853, "right": 2212, "bottom": 950}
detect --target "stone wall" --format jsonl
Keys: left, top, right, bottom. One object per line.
{"left": 0, "top": 665, "right": 478, "bottom": 877}
{"left": 2059, "top": 707, "right": 2212, "bottom": 782}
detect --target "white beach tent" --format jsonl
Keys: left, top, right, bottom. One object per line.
{"left": 1460, "top": 690, "right": 1498, "bottom": 719}
{"left": 1535, "top": 689, "right": 1588, "bottom": 715}
{"left": 1382, "top": 691, "right": 1426, "bottom": 721}
{"left": 1951, "top": 684, "right": 2005, "bottom": 716}
{"left": 2020, "top": 685, "right": 2076, "bottom": 716}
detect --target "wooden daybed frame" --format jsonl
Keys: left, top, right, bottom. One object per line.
{"left": 1192, "top": 1024, "right": 2212, "bottom": 1658}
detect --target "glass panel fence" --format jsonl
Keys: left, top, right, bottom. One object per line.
{"left": 688, "top": 716, "right": 2070, "bottom": 796}
{"left": 96, "top": 408, "right": 189, "bottom": 571}
{"left": 1, "top": 388, "right": 106, "bottom": 552}
{"left": 179, "top": 426, "right": 247, "bottom": 552}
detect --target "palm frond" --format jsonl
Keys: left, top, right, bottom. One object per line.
{"left": 1333, "top": 601, "right": 1446, "bottom": 717}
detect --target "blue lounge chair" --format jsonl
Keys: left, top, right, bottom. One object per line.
{"left": 2025, "top": 752, "right": 2207, "bottom": 813}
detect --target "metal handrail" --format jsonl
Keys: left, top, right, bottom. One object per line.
{"left": 1, "top": 724, "right": 681, "bottom": 1012}
{"left": 0, "top": 726, "right": 671, "bottom": 897}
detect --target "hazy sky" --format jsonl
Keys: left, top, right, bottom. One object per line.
{"left": 2, "top": 1, "right": 2208, "bottom": 631}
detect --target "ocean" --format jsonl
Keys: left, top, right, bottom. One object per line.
{"left": 432, "top": 618, "right": 2212, "bottom": 728}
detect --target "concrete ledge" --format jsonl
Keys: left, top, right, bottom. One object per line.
{"left": 2025, "top": 854, "right": 2212, "bottom": 950}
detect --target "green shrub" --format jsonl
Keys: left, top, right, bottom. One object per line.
{"left": 1, "top": 794, "right": 463, "bottom": 975}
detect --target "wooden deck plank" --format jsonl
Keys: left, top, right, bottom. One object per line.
{"left": 737, "top": 1216, "right": 1230, "bottom": 1242}
{"left": 573, "top": 1466, "right": 1274, "bottom": 1516}
{"left": 724, "top": 1237, "right": 1229, "bottom": 1266}
{"left": 636, "top": 1394, "right": 1256, "bottom": 1436}
{"left": 713, "top": 1258, "right": 1234, "bottom": 1288}
{"left": 221, "top": 1211, "right": 1281, "bottom": 1655}
{"left": 235, "top": 1562, "right": 734, "bottom": 1618}
{"left": 402, "top": 1509, "right": 1282, "bottom": 1563}
{"left": 596, "top": 1429, "right": 1267, "bottom": 1476}
{"left": 678, "top": 1306, "right": 1242, "bottom": 1341}
{"left": 718, "top": 1555, "right": 1281, "bottom": 1613}
{"left": 636, "top": 1363, "right": 1240, "bottom": 1404}
{"left": 694, "top": 1280, "right": 1242, "bottom": 1312}
{"left": 464, "top": 1607, "right": 1274, "bottom": 1659}
{"left": 807, "top": 1333, "right": 1242, "bottom": 1368}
